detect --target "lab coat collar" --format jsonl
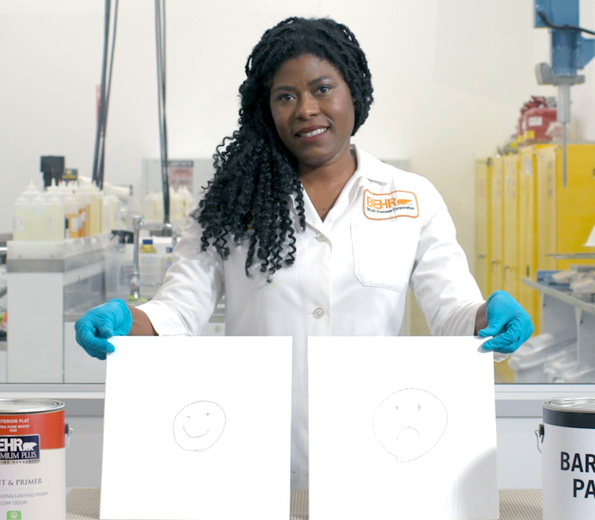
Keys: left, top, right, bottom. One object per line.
{"left": 287, "top": 145, "right": 396, "bottom": 220}
{"left": 351, "top": 145, "right": 398, "bottom": 185}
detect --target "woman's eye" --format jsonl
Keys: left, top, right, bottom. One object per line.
{"left": 318, "top": 85, "right": 332, "bottom": 94}
{"left": 276, "top": 93, "right": 294, "bottom": 102}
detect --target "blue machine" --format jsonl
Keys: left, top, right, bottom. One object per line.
{"left": 534, "top": 0, "right": 595, "bottom": 185}
{"left": 535, "top": 0, "right": 595, "bottom": 77}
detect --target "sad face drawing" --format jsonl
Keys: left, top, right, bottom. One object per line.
{"left": 172, "top": 400, "right": 226, "bottom": 452}
{"left": 373, "top": 388, "right": 448, "bottom": 462}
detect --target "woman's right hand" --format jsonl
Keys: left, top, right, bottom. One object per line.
{"left": 75, "top": 299, "right": 133, "bottom": 360}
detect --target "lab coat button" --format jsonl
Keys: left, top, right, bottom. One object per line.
{"left": 313, "top": 307, "right": 325, "bottom": 319}
{"left": 315, "top": 233, "right": 326, "bottom": 242}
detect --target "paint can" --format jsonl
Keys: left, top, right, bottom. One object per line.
{"left": 0, "top": 399, "right": 67, "bottom": 520}
{"left": 538, "top": 397, "right": 595, "bottom": 520}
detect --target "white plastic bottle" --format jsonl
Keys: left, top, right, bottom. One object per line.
{"left": 22, "top": 180, "right": 41, "bottom": 200}
{"left": 45, "top": 191, "right": 66, "bottom": 241}
{"left": 30, "top": 193, "right": 46, "bottom": 241}
{"left": 170, "top": 188, "right": 183, "bottom": 223}
{"left": 178, "top": 186, "right": 193, "bottom": 211}
{"left": 139, "top": 238, "right": 161, "bottom": 299}
{"left": 102, "top": 193, "right": 121, "bottom": 235}
{"left": 90, "top": 184, "right": 103, "bottom": 236}
{"left": 77, "top": 185, "right": 91, "bottom": 237}
{"left": 143, "top": 191, "right": 161, "bottom": 223}
{"left": 153, "top": 191, "right": 164, "bottom": 223}
{"left": 64, "top": 192, "right": 81, "bottom": 239}
{"left": 18, "top": 181, "right": 42, "bottom": 240}
{"left": 12, "top": 195, "right": 29, "bottom": 241}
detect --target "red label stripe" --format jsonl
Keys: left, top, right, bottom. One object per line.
{"left": 0, "top": 411, "right": 65, "bottom": 449}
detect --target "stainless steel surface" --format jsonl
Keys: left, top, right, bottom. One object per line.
{"left": 6, "top": 250, "right": 105, "bottom": 274}
{"left": 523, "top": 278, "right": 595, "bottom": 315}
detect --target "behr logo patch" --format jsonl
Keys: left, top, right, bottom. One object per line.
{"left": 363, "top": 190, "right": 419, "bottom": 220}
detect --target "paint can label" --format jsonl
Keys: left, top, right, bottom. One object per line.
{"left": 0, "top": 410, "right": 65, "bottom": 520}
{"left": 543, "top": 423, "right": 595, "bottom": 520}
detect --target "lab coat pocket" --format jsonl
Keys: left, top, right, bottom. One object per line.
{"left": 351, "top": 221, "right": 419, "bottom": 292}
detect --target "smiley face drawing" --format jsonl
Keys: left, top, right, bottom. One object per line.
{"left": 172, "top": 400, "right": 226, "bottom": 452}
{"left": 373, "top": 388, "right": 448, "bottom": 462}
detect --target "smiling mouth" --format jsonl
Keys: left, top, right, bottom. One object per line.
{"left": 184, "top": 426, "right": 210, "bottom": 438}
{"left": 296, "top": 127, "right": 328, "bottom": 138}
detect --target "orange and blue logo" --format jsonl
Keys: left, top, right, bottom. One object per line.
{"left": 363, "top": 190, "right": 419, "bottom": 220}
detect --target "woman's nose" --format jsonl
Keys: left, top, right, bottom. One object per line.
{"left": 296, "top": 94, "right": 319, "bottom": 119}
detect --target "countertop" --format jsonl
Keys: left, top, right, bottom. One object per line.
{"left": 66, "top": 488, "right": 543, "bottom": 519}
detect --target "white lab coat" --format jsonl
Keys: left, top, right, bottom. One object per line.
{"left": 139, "top": 145, "right": 484, "bottom": 489}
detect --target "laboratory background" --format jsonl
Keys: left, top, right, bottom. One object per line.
{"left": 1, "top": 0, "right": 595, "bottom": 493}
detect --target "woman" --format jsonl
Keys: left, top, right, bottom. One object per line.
{"left": 76, "top": 17, "right": 533, "bottom": 489}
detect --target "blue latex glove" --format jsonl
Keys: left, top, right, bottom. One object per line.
{"left": 75, "top": 299, "right": 133, "bottom": 360}
{"left": 478, "top": 290, "right": 534, "bottom": 354}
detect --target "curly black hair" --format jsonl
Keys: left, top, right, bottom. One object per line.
{"left": 192, "top": 16, "right": 374, "bottom": 278}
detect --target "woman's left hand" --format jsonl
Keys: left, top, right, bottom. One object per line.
{"left": 478, "top": 290, "right": 534, "bottom": 354}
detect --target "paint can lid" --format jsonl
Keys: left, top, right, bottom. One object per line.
{"left": 544, "top": 397, "right": 595, "bottom": 413}
{"left": 0, "top": 398, "right": 65, "bottom": 414}
{"left": 544, "top": 397, "right": 595, "bottom": 429}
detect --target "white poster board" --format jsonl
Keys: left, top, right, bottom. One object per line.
{"left": 308, "top": 336, "right": 499, "bottom": 520}
{"left": 100, "top": 336, "right": 293, "bottom": 520}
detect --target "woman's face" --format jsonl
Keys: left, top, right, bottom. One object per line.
{"left": 269, "top": 54, "right": 355, "bottom": 173}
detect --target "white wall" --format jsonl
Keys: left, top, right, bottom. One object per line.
{"left": 2, "top": 0, "right": 595, "bottom": 267}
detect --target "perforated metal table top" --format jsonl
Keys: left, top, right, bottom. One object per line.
{"left": 66, "top": 487, "right": 543, "bottom": 520}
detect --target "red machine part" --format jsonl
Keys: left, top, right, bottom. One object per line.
{"left": 518, "top": 96, "right": 557, "bottom": 145}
